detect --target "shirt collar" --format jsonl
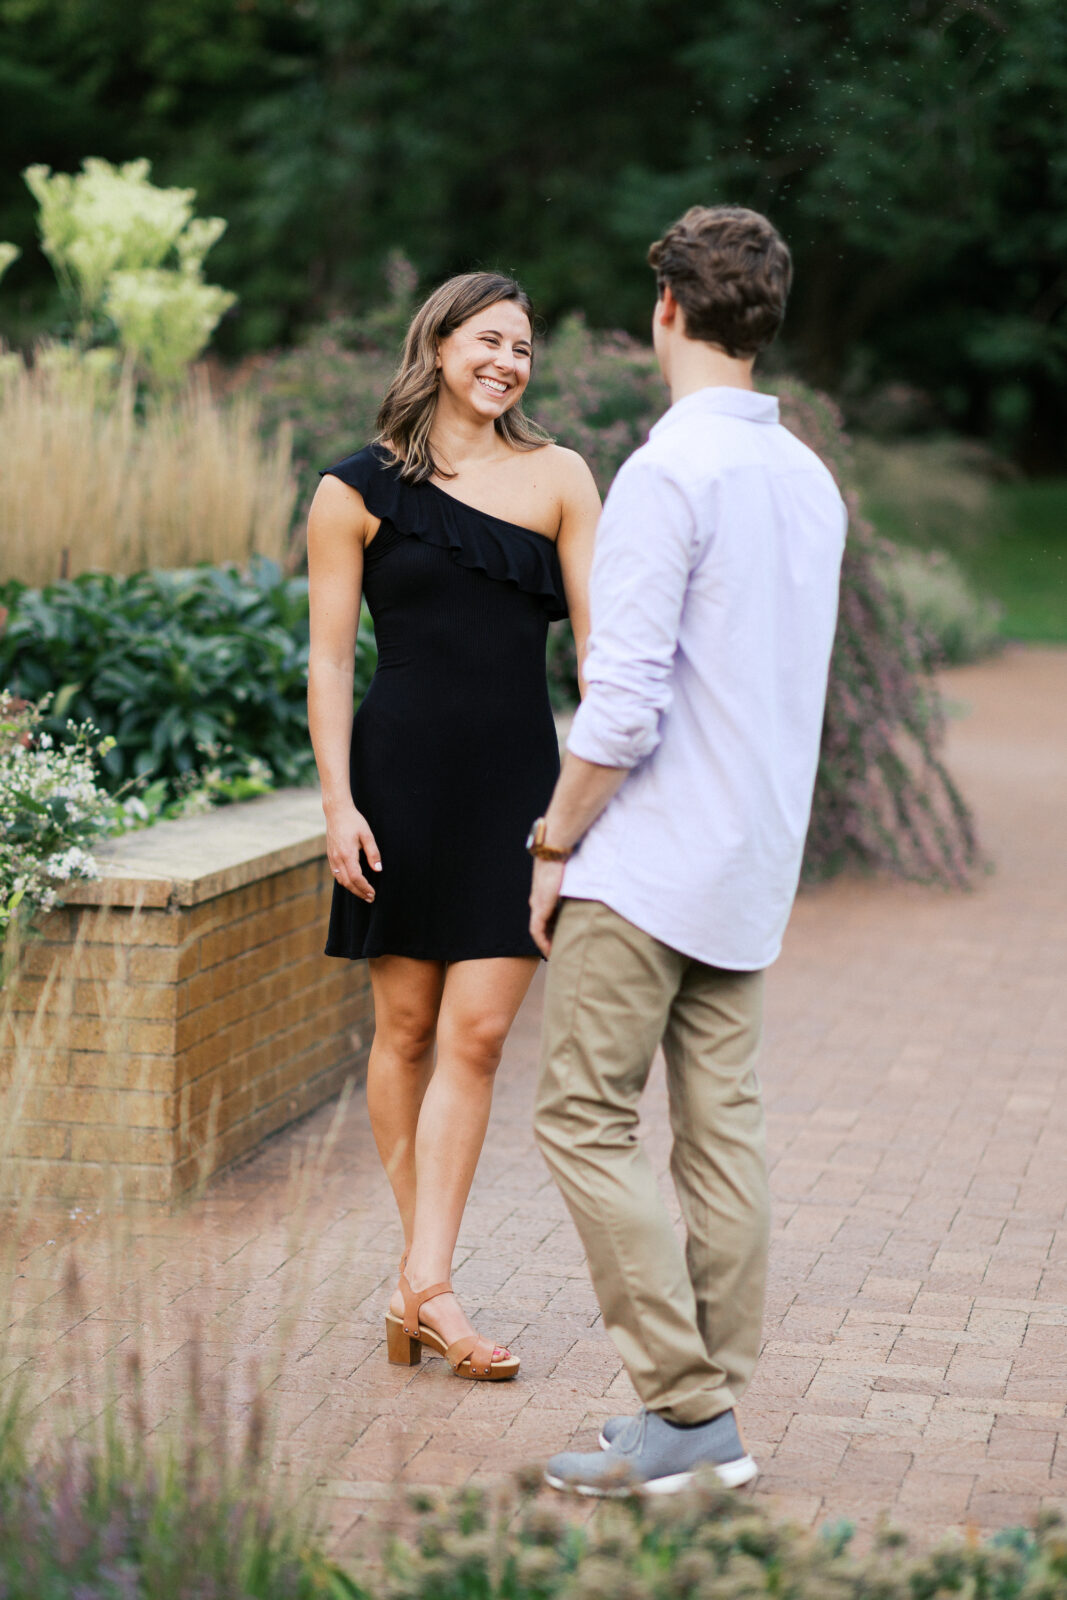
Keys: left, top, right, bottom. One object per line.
{"left": 650, "top": 386, "right": 780, "bottom": 436}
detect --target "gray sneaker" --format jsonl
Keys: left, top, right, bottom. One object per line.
{"left": 545, "top": 1407, "right": 757, "bottom": 1497}
{"left": 598, "top": 1409, "right": 641, "bottom": 1450}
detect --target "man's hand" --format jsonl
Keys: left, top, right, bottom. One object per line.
{"left": 529, "top": 858, "right": 566, "bottom": 957}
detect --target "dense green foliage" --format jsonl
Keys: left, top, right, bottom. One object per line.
{"left": 0, "top": 561, "right": 376, "bottom": 800}
{"left": 2, "top": 1, "right": 1065, "bottom": 462}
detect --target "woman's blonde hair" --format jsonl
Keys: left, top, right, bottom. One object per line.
{"left": 376, "top": 271, "right": 552, "bottom": 482}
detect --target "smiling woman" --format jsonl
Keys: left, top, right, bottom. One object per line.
{"left": 305, "top": 269, "right": 601, "bottom": 1387}
{"left": 374, "top": 272, "right": 552, "bottom": 484}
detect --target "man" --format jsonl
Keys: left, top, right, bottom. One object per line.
{"left": 527, "top": 205, "right": 847, "bottom": 1496}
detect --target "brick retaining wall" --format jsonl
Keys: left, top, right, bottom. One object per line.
{"left": 0, "top": 791, "right": 372, "bottom": 1204}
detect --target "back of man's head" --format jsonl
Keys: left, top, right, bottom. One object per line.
{"left": 648, "top": 206, "right": 792, "bottom": 358}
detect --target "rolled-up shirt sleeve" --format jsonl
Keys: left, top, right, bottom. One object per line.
{"left": 566, "top": 456, "right": 700, "bottom": 771}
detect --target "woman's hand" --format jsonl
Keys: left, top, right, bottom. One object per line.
{"left": 326, "top": 804, "right": 382, "bottom": 901}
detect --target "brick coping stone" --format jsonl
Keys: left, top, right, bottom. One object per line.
{"left": 64, "top": 787, "right": 330, "bottom": 909}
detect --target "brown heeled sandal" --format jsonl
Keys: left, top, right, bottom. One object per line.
{"left": 384, "top": 1269, "right": 519, "bottom": 1381}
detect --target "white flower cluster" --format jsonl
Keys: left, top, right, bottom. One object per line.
{"left": 106, "top": 268, "right": 235, "bottom": 385}
{"left": 23, "top": 158, "right": 235, "bottom": 384}
{"left": 0, "top": 694, "right": 116, "bottom": 934}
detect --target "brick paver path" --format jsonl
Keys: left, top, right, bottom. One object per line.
{"left": 6, "top": 646, "right": 1066, "bottom": 1549}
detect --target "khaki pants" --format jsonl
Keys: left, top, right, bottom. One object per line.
{"left": 535, "top": 898, "right": 768, "bottom": 1424}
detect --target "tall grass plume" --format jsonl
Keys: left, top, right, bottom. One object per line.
{"left": 0, "top": 350, "right": 297, "bottom": 585}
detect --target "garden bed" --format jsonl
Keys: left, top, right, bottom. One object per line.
{"left": 1, "top": 789, "right": 371, "bottom": 1204}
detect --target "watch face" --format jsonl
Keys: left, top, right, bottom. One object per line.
{"left": 525, "top": 819, "right": 544, "bottom": 852}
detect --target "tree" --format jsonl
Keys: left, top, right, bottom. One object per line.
{"left": 1, "top": 0, "right": 1063, "bottom": 462}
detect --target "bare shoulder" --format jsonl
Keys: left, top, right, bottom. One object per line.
{"left": 536, "top": 442, "right": 595, "bottom": 483}
{"left": 308, "top": 472, "right": 376, "bottom": 542}
{"left": 533, "top": 443, "right": 600, "bottom": 504}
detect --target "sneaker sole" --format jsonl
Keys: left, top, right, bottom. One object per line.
{"left": 544, "top": 1454, "right": 758, "bottom": 1498}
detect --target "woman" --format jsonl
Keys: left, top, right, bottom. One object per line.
{"left": 307, "top": 272, "right": 599, "bottom": 1382}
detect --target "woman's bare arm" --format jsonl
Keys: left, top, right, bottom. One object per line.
{"left": 552, "top": 448, "right": 601, "bottom": 695}
{"left": 307, "top": 474, "right": 382, "bottom": 902}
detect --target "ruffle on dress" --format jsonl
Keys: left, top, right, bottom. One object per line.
{"left": 321, "top": 444, "right": 568, "bottom": 621}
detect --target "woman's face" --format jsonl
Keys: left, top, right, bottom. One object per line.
{"left": 435, "top": 300, "right": 533, "bottom": 420}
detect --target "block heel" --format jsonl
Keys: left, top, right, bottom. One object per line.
{"left": 385, "top": 1312, "right": 422, "bottom": 1366}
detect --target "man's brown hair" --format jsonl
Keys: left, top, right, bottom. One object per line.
{"left": 647, "top": 205, "right": 792, "bottom": 358}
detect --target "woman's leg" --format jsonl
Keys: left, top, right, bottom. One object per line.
{"left": 401, "top": 956, "right": 538, "bottom": 1351}
{"left": 366, "top": 955, "right": 446, "bottom": 1249}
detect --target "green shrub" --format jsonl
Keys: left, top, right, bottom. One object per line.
{"left": 347, "top": 1480, "right": 1067, "bottom": 1600}
{"left": 876, "top": 544, "right": 1003, "bottom": 668}
{"left": 0, "top": 560, "right": 376, "bottom": 803}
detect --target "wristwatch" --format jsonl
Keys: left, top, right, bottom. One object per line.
{"left": 526, "top": 817, "right": 572, "bottom": 862}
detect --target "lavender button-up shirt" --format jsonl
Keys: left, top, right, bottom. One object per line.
{"left": 562, "top": 386, "right": 846, "bottom": 970}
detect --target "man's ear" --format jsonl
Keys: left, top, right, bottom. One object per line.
{"left": 657, "top": 285, "right": 681, "bottom": 328}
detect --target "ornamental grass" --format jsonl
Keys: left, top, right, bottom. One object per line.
{"left": 0, "top": 351, "right": 297, "bottom": 587}
{"left": 0, "top": 931, "right": 357, "bottom": 1595}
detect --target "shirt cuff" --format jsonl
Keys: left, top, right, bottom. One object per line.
{"left": 566, "top": 698, "right": 655, "bottom": 770}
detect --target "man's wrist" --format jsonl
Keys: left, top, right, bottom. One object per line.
{"left": 526, "top": 817, "right": 574, "bottom": 862}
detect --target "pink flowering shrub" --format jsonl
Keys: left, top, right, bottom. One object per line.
{"left": 774, "top": 381, "right": 979, "bottom": 886}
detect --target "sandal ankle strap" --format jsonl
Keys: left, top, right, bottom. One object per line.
{"left": 398, "top": 1269, "right": 453, "bottom": 1332}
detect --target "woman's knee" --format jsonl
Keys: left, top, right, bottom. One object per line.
{"left": 438, "top": 1011, "right": 509, "bottom": 1077}
{"left": 375, "top": 1005, "right": 436, "bottom": 1066}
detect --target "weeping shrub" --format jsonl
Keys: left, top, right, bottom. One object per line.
{"left": 773, "top": 382, "right": 980, "bottom": 886}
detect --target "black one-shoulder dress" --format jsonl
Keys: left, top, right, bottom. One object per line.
{"left": 321, "top": 444, "right": 567, "bottom": 963}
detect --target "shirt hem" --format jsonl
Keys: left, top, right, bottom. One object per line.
{"left": 559, "top": 887, "right": 779, "bottom": 972}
